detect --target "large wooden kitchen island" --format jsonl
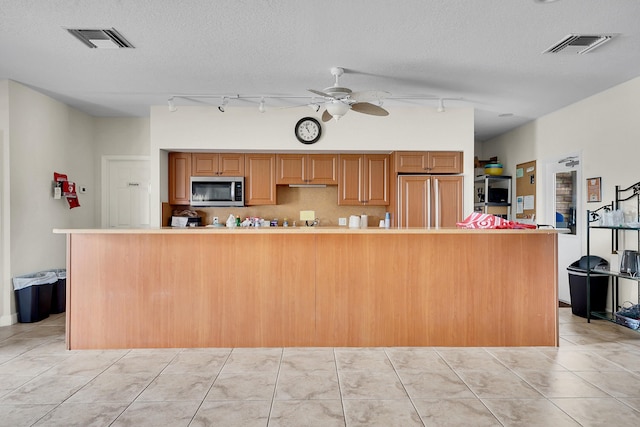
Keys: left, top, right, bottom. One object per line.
{"left": 54, "top": 227, "right": 558, "bottom": 349}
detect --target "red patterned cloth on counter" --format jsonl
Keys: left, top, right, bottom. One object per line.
{"left": 456, "top": 212, "right": 537, "bottom": 229}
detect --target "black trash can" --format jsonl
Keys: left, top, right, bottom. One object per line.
{"left": 12, "top": 271, "right": 57, "bottom": 323}
{"left": 567, "top": 256, "right": 610, "bottom": 318}
{"left": 49, "top": 269, "right": 66, "bottom": 314}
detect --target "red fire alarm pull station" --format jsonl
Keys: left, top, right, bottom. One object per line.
{"left": 53, "top": 172, "right": 80, "bottom": 209}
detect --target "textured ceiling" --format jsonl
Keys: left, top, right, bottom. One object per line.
{"left": 1, "top": 0, "right": 639, "bottom": 141}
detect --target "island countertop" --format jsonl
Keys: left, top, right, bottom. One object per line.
{"left": 58, "top": 226, "right": 558, "bottom": 349}
{"left": 54, "top": 226, "right": 557, "bottom": 234}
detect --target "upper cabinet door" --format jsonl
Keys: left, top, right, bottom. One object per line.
{"left": 395, "top": 151, "right": 463, "bottom": 174}
{"left": 169, "top": 152, "right": 192, "bottom": 205}
{"left": 245, "top": 154, "right": 276, "bottom": 205}
{"left": 338, "top": 154, "right": 364, "bottom": 205}
{"left": 395, "top": 151, "right": 429, "bottom": 173}
{"left": 192, "top": 153, "right": 218, "bottom": 176}
{"left": 338, "top": 154, "right": 389, "bottom": 206}
{"left": 218, "top": 153, "right": 245, "bottom": 176}
{"left": 364, "top": 154, "right": 390, "bottom": 206}
{"left": 307, "top": 154, "right": 338, "bottom": 185}
{"left": 426, "top": 151, "right": 463, "bottom": 174}
{"left": 276, "top": 154, "right": 338, "bottom": 185}
{"left": 276, "top": 154, "right": 306, "bottom": 184}
{"left": 192, "top": 153, "right": 245, "bottom": 176}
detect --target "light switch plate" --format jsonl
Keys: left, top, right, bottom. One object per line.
{"left": 338, "top": 217, "right": 347, "bottom": 226}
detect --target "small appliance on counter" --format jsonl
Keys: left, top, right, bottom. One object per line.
{"left": 171, "top": 216, "right": 201, "bottom": 227}
{"left": 170, "top": 209, "right": 202, "bottom": 227}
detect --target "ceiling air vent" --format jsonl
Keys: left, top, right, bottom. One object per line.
{"left": 66, "top": 28, "right": 134, "bottom": 49}
{"left": 543, "top": 34, "right": 615, "bottom": 54}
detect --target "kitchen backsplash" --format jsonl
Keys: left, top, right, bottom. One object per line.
{"left": 168, "top": 186, "right": 388, "bottom": 227}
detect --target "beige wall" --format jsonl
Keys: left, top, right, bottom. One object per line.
{"left": 0, "top": 81, "right": 96, "bottom": 324}
{"left": 483, "top": 75, "right": 640, "bottom": 304}
{"left": 0, "top": 81, "right": 9, "bottom": 324}
{"left": 93, "top": 117, "right": 150, "bottom": 226}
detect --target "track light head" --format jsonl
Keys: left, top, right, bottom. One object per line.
{"left": 308, "top": 103, "right": 320, "bottom": 112}
{"left": 168, "top": 97, "right": 177, "bottom": 112}
{"left": 218, "top": 97, "right": 228, "bottom": 113}
{"left": 437, "top": 99, "right": 445, "bottom": 113}
{"left": 258, "top": 97, "right": 266, "bottom": 113}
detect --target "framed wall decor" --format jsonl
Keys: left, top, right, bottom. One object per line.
{"left": 587, "top": 177, "right": 602, "bottom": 203}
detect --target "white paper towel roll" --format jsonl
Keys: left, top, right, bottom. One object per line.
{"left": 349, "top": 215, "right": 360, "bottom": 228}
{"left": 360, "top": 215, "right": 368, "bottom": 228}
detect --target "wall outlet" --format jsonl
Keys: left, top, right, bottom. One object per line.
{"left": 79, "top": 185, "right": 87, "bottom": 194}
{"left": 338, "top": 217, "right": 347, "bottom": 226}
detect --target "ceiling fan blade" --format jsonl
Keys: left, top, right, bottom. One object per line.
{"left": 349, "top": 90, "right": 391, "bottom": 102}
{"left": 308, "top": 89, "right": 335, "bottom": 99}
{"left": 350, "top": 102, "right": 389, "bottom": 116}
{"left": 321, "top": 109, "right": 333, "bottom": 122}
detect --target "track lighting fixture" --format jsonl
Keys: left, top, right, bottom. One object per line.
{"left": 258, "top": 97, "right": 266, "bottom": 113}
{"left": 167, "top": 97, "right": 177, "bottom": 112}
{"left": 218, "top": 97, "right": 228, "bottom": 112}
{"left": 437, "top": 99, "right": 445, "bottom": 113}
{"left": 308, "top": 103, "right": 320, "bottom": 112}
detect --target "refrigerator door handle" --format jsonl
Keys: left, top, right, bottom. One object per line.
{"left": 427, "top": 178, "right": 432, "bottom": 228}
{"left": 434, "top": 178, "right": 440, "bottom": 228}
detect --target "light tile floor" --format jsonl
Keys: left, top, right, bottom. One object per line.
{"left": 1, "top": 308, "right": 640, "bottom": 426}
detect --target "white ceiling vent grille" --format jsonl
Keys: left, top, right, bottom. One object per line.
{"left": 543, "top": 34, "right": 616, "bottom": 54}
{"left": 66, "top": 28, "right": 134, "bottom": 49}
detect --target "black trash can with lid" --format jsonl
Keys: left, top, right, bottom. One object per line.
{"left": 49, "top": 268, "right": 66, "bottom": 314}
{"left": 567, "top": 256, "right": 610, "bottom": 318}
{"left": 12, "top": 271, "right": 57, "bottom": 323}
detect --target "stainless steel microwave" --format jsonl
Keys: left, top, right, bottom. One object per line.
{"left": 190, "top": 176, "right": 244, "bottom": 207}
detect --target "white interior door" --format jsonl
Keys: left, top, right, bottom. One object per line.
{"left": 546, "top": 154, "right": 582, "bottom": 304}
{"left": 103, "top": 157, "right": 150, "bottom": 228}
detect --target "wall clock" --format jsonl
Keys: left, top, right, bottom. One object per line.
{"left": 294, "top": 117, "right": 322, "bottom": 144}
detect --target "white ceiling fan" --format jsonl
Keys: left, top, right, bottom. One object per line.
{"left": 308, "top": 67, "right": 390, "bottom": 122}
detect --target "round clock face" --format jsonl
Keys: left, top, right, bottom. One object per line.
{"left": 295, "top": 117, "right": 322, "bottom": 144}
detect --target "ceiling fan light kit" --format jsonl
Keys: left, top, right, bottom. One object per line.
{"left": 325, "top": 100, "right": 350, "bottom": 120}
{"left": 308, "top": 67, "right": 390, "bottom": 122}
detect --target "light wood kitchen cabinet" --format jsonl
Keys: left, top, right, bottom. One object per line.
{"left": 397, "top": 175, "right": 463, "bottom": 227}
{"left": 276, "top": 154, "right": 338, "bottom": 185}
{"left": 192, "top": 153, "right": 244, "bottom": 176}
{"left": 338, "top": 154, "right": 389, "bottom": 206}
{"left": 395, "top": 151, "right": 463, "bottom": 174}
{"left": 245, "top": 154, "right": 276, "bottom": 205}
{"left": 168, "top": 152, "right": 191, "bottom": 205}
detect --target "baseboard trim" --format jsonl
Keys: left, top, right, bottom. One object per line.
{"left": 0, "top": 312, "right": 18, "bottom": 326}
